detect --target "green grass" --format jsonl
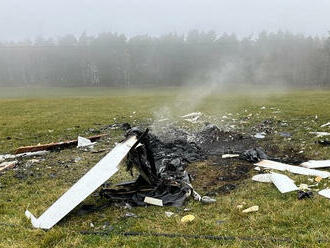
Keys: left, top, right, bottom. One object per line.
{"left": 0, "top": 87, "right": 329, "bottom": 248}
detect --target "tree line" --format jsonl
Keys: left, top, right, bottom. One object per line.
{"left": 1, "top": 30, "right": 330, "bottom": 87}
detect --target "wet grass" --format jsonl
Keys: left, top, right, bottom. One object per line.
{"left": 0, "top": 87, "right": 329, "bottom": 248}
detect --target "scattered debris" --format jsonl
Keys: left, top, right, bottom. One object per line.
{"left": 297, "top": 191, "right": 313, "bottom": 200}
{"left": 279, "top": 132, "right": 292, "bottom": 138}
{"left": 318, "top": 189, "right": 330, "bottom": 199}
{"left": 315, "top": 176, "right": 322, "bottom": 183}
{"left": 242, "top": 206, "right": 259, "bottom": 213}
{"left": 270, "top": 173, "right": 298, "bottom": 193}
{"left": 181, "top": 112, "right": 202, "bottom": 123}
{"left": 222, "top": 154, "right": 239, "bottom": 159}
{"left": 252, "top": 174, "right": 272, "bottom": 183}
{"left": 144, "top": 197, "right": 163, "bottom": 207}
{"left": 25, "top": 135, "right": 138, "bottom": 229}
{"left": 320, "top": 122, "right": 330, "bottom": 128}
{"left": 241, "top": 148, "right": 268, "bottom": 163}
{"left": 254, "top": 133, "right": 266, "bottom": 139}
{"left": 253, "top": 173, "right": 298, "bottom": 193}
{"left": 309, "top": 132, "right": 330, "bottom": 138}
{"left": 0, "top": 151, "right": 49, "bottom": 163}
{"left": 301, "top": 160, "right": 330, "bottom": 169}
{"left": 0, "top": 160, "right": 18, "bottom": 172}
{"left": 255, "top": 160, "right": 330, "bottom": 178}
{"left": 318, "top": 139, "right": 330, "bottom": 146}
{"left": 165, "top": 211, "right": 174, "bottom": 217}
{"left": 298, "top": 184, "right": 311, "bottom": 191}
{"left": 100, "top": 127, "right": 203, "bottom": 207}
{"left": 201, "top": 196, "right": 216, "bottom": 204}
{"left": 181, "top": 214, "right": 195, "bottom": 223}
{"left": 125, "top": 212, "right": 138, "bottom": 218}
{"left": 77, "top": 136, "right": 95, "bottom": 148}
{"left": 236, "top": 205, "right": 244, "bottom": 209}
{"left": 15, "top": 134, "right": 107, "bottom": 154}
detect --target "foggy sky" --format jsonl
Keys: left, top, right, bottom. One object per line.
{"left": 1, "top": 0, "right": 330, "bottom": 41}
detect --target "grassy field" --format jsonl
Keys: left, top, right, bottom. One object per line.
{"left": 0, "top": 87, "right": 329, "bottom": 248}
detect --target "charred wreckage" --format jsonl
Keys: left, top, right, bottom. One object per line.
{"left": 18, "top": 123, "right": 329, "bottom": 230}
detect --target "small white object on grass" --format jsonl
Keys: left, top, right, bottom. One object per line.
{"left": 242, "top": 206, "right": 259, "bottom": 213}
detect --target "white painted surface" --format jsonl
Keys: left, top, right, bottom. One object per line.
{"left": 25, "top": 136, "right": 137, "bottom": 229}
{"left": 301, "top": 160, "right": 330, "bottom": 169}
{"left": 77, "top": 136, "right": 95, "bottom": 148}
{"left": 270, "top": 173, "right": 298, "bottom": 193}
{"left": 318, "top": 189, "right": 330, "bottom": 199}
{"left": 252, "top": 174, "right": 272, "bottom": 183}
{"left": 255, "top": 160, "right": 330, "bottom": 178}
{"left": 144, "top": 196, "right": 163, "bottom": 206}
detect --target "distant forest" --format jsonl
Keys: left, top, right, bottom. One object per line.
{"left": 1, "top": 30, "right": 330, "bottom": 87}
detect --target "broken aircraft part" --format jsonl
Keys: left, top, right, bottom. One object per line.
{"left": 318, "top": 189, "right": 330, "bottom": 199}
{"left": 15, "top": 134, "right": 107, "bottom": 154}
{"left": 300, "top": 160, "right": 330, "bottom": 169}
{"left": 100, "top": 127, "right": 204, "bottom": 207}
{"left": 255, "top": 160, "right": 330, "bottom": 178}
{"left": 25, "top": 135, "right": 138, "bottom": 229}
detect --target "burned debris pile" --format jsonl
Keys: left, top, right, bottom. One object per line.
{"left": 100, "top": 127, "right": 205, "bottom": 207}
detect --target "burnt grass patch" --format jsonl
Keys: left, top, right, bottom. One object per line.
{"left": 182, "top": 123, "right": 309, "bottom": 195}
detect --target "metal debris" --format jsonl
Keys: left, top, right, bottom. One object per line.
{"left": 25, "top": 135, "right": 138, "bottom": 229}
{"left": 255, "top": 160, "right": 330, "bottom": 178}
{"left": 242, "top": 206, "right": 259, "bottom": 213}
{"left": 301, "top": 160, "right": 330, "bottom": 169}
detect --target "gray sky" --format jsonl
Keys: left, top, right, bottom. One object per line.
{"left": 1, "top": 0, "right": 330, "bottom": 41}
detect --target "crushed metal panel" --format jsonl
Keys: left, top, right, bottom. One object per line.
{"left": 269, "top": 173, "right": 298, "bottom": 193}
{"left": 300, "top": 160, "right": 330, "bottom": 169}
{"left": 25, "top": 135, "right": 137, "bottom": 229}
{"left": 255, "top": 160, "right": 330, "bottom": 178}
{"left": 144, "top": 196, "right": 163, "bottom": 206}
{"left": 318, "top": 189, "right": 330, "bottom": 199}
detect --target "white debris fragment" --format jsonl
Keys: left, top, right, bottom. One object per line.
{"left": 309, "top": 132, "right": 330, "bottom": 137}
{"left": 222, "top": 154, "right": 240, "bottom": 159}
{"left": 0, "top": 154, "right": 15, "bottom": 162}
{"left": 144, "top": 196, "right": 163, "bottom": 206}
{"left": 252, "top": 173, "right": 298, "bottom": 193}
{"left": 320, "top": 122, "right": 330, "bottom": 128}
{"left": 298, "top": 184, "right": 311, "bottom": 191}
{"left": 270, "top": 173, "right": 298, "bottom": 193}
{"left": 301, "top": 160, "right": 330, "bottom": 169}
{"left": 25, "top": 135, "right": 138, "bottom": 229}
{"left": 0, "top": 160, "right": 18, "bottom": 172}
{"left": 1, "top": 151, "right": 48, "bottom": 163}
{"left": 255, "top": 160, "right": 330, "bottom": 178}
{"left": 242, "top": 206, "right": 259, "bottom": 213}
{"left": 254, "top": 132, "right": 266, "bottom": 139}
{"left": 318, "top": 189, "right": 330, "bottom": 199}
{"left": 77, "top": 136, "right": 95, "bottom": 148}
{"left": 165, "top": 211, "right": 174, "bottom": 217}
{"left": 181, "top": 112, "right": 202, "bottom": 118}
{"left": 252, "top": 174, "right": 272, "bottom": 183}
{"left": 201, "top": 196, "right": 216, "bottom": 204}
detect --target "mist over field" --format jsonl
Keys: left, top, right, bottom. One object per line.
{"left": 0, "top": 0, "right": 330, "bottom": 89}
